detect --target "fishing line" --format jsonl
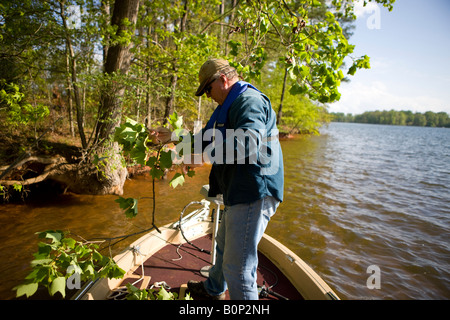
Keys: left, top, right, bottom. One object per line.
{"left": 177, "top": 201, "right": 211, "bottom": 255}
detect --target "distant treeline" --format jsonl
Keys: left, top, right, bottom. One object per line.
{"left": 330, "top": 110, "right": 450, "bottom": 128}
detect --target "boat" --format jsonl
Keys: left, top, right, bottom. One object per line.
{"left": 73, "top": 186, "right": 340, "bottom": 301}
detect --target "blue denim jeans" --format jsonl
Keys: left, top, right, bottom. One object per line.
{"left": 204, "top": 196, "right": 279, "bottom": 300}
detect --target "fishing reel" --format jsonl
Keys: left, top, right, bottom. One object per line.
{"left": 258, "top": 281, "right": 289, "bottom": 300}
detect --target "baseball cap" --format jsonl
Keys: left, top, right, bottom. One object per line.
{"left": 195, "top": 59, "right": 230, "bottom": 96}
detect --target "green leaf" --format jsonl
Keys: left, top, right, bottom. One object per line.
{"left": 329, "top": 91, "right": 341, "bottom": 102}
{"left": 30, "top": 258, "right": 53, "bottom": 267}
{"left": 289, "top": 82, "right": 308, "bottom": 95}
{"left": 325, "top": 74, "right": 336, "bottom": 86}
{"left": 37, "top": 230, "right": 63, "bottom": 243}
{"left": 85, "top": 264, "right": 96, "bottom": 279}
{"left": 115, "top": 197, "right": 139, "bottom": 218}
{"left": 129, "top": 138, "right": 147, "bottom": 165}
{"left": 126, "top": 283, "right": 149, "bottom": 300}
{"left": 156, "top": 286, "right": 174, "bottom": 300}
{"left": 111, "top": 264, "right": 126, "bottom": 279}
{"left": 92, "top": 250, "right": 103, "bottom": 262}
{"left": 169, "top": 173, "right": 185, "bottom": 189}
{"left": 325, "top": 11, "right": 335, "bottom": 23}
{"left": 150, "top": 167, "right": 165, "bottom": 179}
{"left": 168, "top": 111, "right": 183, "bottom": 130}
{"left": 299, "top": 65, "right": 310, "bottom": 78}
{"left": 68, "top": 262, "right": 83, "bottom": 276}
{"left": 100, "top": 258, "right": 126, "bottom": 279}
{"left": 36, "top": 242, "right": 52, "bottom": 255}
{"left": 228, "top": 40, "right": 241, "bottom": 56}
{"left": 146, "top": 156, "right": 157, "bottom": 167}
{"left": 260, "top": 18, "right": 269, "bottom": 33}
{"left": 187, "top": 169, "right": 195, "bottom": 178}
{"left": 49, "top": 276, "right": 66, "bottom": 298}
{"left": 183, "top": 292, "right": 194, "bottom": 300}
{"left": 318, "top": 94, "right": 330, "bottom": 103}
{"left": 159, "top": 150, "right": 173, "bottom": 170}
{"left": 348, "top": 64, "right": 357, "bottom": 76}
{"left": 61, "top": 237, "right": 76, "bottom": 249}
{"left": 14, "top": 283, "right": 38, "bottom": 298}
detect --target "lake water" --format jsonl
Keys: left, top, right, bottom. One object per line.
{"left": 0, "top": 122, "right": 449, "bottom": 299}
{"left": 273, "top": 122, "right": 450, "bottom": 299}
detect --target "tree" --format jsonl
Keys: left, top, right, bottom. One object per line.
{"left": 82, "top": 0, "right": 140, "bottom": 195}
{"left": 436, "top": 112, "right": 450, "bottom": 127}
{"left": 330, "top": 110, "right": 450, "bottom": 128}
{"left": 224, "top": 0, "right": 394, "bottom": 102}
{"left": 59, "top": 0, "right": 88, "bottom": 148}
{"left": 219, "top": 0, "right": 395, "bottom": 132}
{"left": 94, "top": 0, "right": 140, "bottom": 144}
{"left": 0, "top": 0, "right": 140, "bottom": 196}
{"left": 1, "top": 0, "right": 399, "bottom": 199}
{"left": 260, "top": 61, "right": 328, "bottom": 134}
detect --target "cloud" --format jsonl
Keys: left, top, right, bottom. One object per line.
{"left": 329, "top": 79, "right": 450, "bottom": 115}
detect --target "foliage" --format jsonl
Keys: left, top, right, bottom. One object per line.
{"left": 0, "top": 0, "right": 398, "bottom": 146}
{"left": 331, "top": 110, "right": 450, "bottom": 128}
{"left": 259, "top": 62, "right": 328, "bottom": 134}
{"left": 13, "top": 230, "right": 125, "bottom": 299}
{"left": 114, "top": 111, "right": 195, "bottom": 219}
{"left": 114, "top": 112, "right": 194, "bottom": 190}
{"left": 226, "top": 0, "right": 394, "bottom": 104}
{"left": 125, "top": 283, "right": 193, "bottom": 300}
{"left": 0, "top": 81, "right": 49, "bottom": 130}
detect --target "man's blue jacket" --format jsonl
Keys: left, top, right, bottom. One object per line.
{"left": 198, "top": 84, "right": 284, "bottom": 206}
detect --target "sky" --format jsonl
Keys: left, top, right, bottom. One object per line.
{"left": 329, "top": 0, "right": 450, "bottom": 115}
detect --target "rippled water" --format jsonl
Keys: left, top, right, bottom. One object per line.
{"left": 269, "top": 123, "right": 450, "bottom": 299}
{"left": 1, "top": 122, "right": 449, "bottom": 299}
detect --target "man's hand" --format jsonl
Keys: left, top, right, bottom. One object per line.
{"left": 148, "top": 127, "right": 172, "bottom": 144}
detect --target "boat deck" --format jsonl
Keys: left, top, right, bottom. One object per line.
{"left": 116, "top": 234, "right": 303, "bottom": 300}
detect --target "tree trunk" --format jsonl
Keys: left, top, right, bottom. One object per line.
{"left": 64, "top": 48, "right": 75, "bottom": 137}
{"left": 101, "top": 0, "right": 111, "bottom": 65}
{"left": 220, "top": 1, "right": 225, "bottom": 52}
{"left": 88, "top": 0, "right": 140, "bottom": 195}
{"left": 162, "top": 0, "right": 188, "bottom": 125}
{"left": 95, "top": 0, "right": 140, "bottom": 142}
{"left": 225, "top": 0, "right": 238, "bottom": 56}
{"left": 59, "top": 1, "right": 87, "bottom": 149}
{"left": 163, "top": 71, "right": 178, "bottom": 124}
{"left": 277, "top": 67, "right": 288, "bottom": 125}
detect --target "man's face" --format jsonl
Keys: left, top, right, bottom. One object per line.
{"left": 205, "top": 75, "right": 227, "bottom": 105}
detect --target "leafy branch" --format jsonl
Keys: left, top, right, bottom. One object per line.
{"left": 125, "top": 283, "right": 193, "bottom": 300}
{"left": 13, "top": 230, "right": 125, "bottom": 299}
{"left": 113, "top": 112, "right": 195, "bottom": 229}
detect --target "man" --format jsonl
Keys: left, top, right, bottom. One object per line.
{"left": 154, "top": 58, "right": 283, "bottom": 300}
